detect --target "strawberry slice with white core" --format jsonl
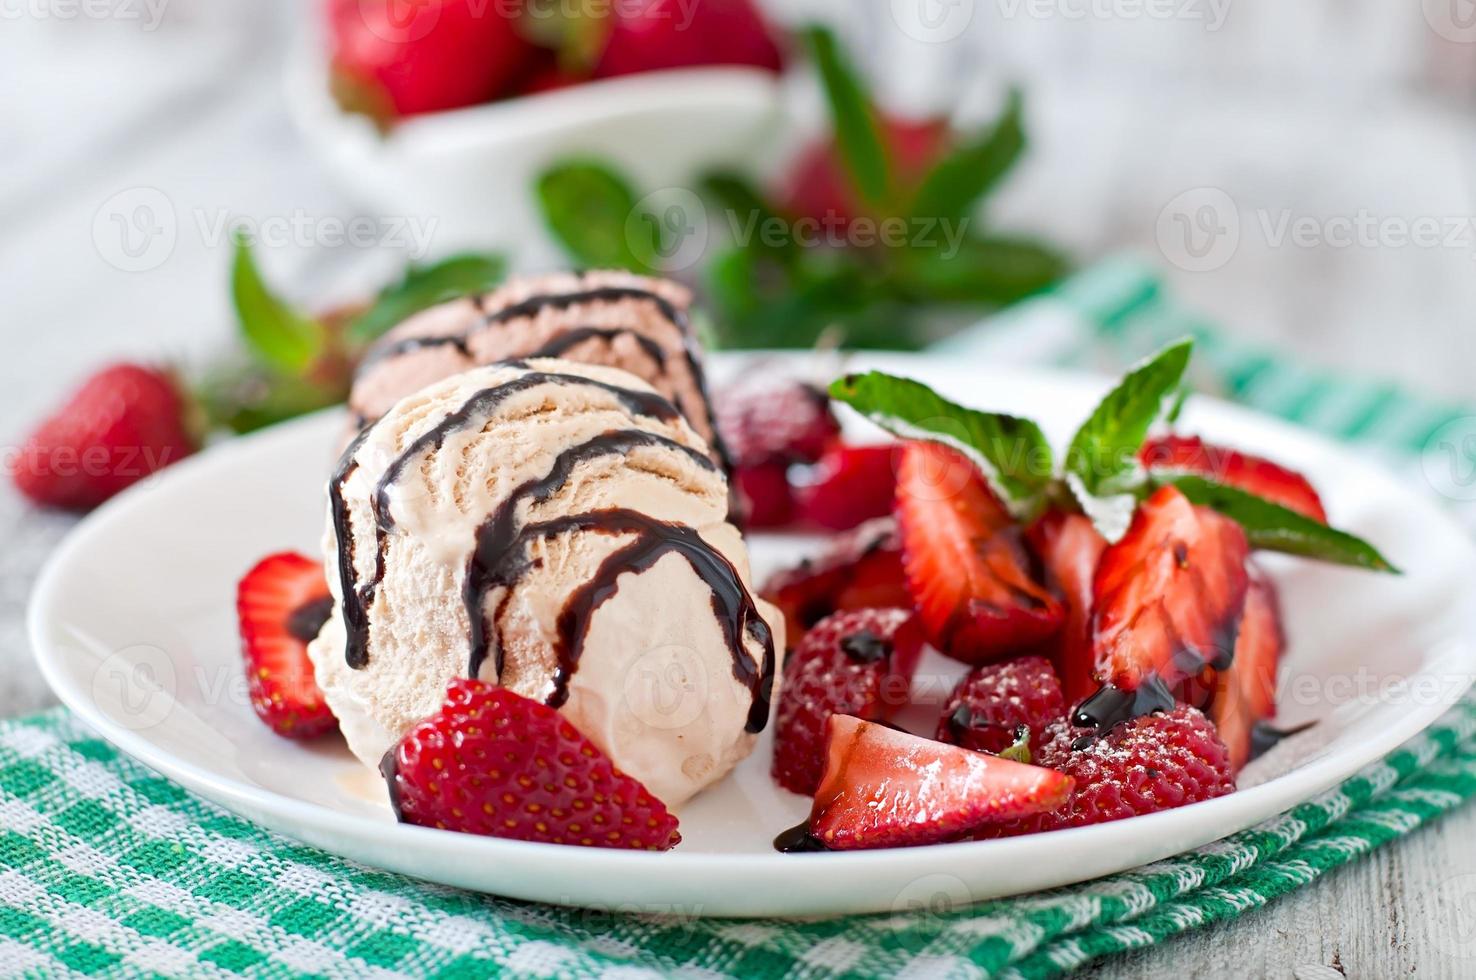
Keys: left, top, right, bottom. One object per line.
{"left": 894, "top": 442, "right": 1063, "bottom": 664}
{"left": 808, "top": 715, "right": 1074, "bottom": 850}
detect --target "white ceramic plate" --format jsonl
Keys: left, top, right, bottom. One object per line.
{"left": 29, "top": 353, "right": 1476, "bottom": 917}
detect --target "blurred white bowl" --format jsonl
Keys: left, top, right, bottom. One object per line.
{"left": 285, "top": 44, "right": 791, "bottom": 267}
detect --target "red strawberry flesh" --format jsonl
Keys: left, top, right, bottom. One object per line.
{"left": 795, "top": 443, "right": 899, "bottom": 531}
{"left": 236, "top": 552, "right": 338, "bottom": 738}
{"left": 1077, "top": 485, "right": 1250, "bottom": 732}
{"left": 760, "top": 517, "right": 910, "bottom": 644}
{"left": 809, "top": 715, "right": 1073, "bottom": 850}
{"left": 895, "top": 442, "right": 1063, "bottom": 664}
{"left": 1210, "top": 568, "right": 1283, "bottom": 771}
{"left": 1025, "top": 512, "right": 1107, "bottom": 709}
{"left": 1141, "top": 434, "right": 1328, "bottom": 523}
{"left": 386, "top": 680, "right": 681, "bottom": 849}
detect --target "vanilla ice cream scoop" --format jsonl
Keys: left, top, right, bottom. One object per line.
{"left": 309, "top": 358, "right": 782, "bottom": 807}
{"left": 348, "top": 270, "right": 728, "bottom": 466}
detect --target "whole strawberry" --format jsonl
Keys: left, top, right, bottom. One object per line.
{"left": 13, "top": 363, "right": 197, "bottom": 511}
{"left": 386, "top": 680, "right": 681, "bottom": 850}
{"left": 328, "top": 0, "right": 536, "bottom": 118}
{"left": 982, "top": 706, "right": 1235, "bottom": 836}
{"left": 594, "top": 0, "right": 785, "bottom": 79}
{"left": 772, "top": 607, "right": 922, "bottom": 795}
{"left": 936, "top": 655, "right": 1064, "bottom": 754}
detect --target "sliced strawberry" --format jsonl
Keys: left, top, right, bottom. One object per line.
{"left": 236, "top": 552, "right": 337, "bottom": 738}
{"left": 386, "top": 680, "right": 681, "bottom": 849}
{"left": 772, "top": 608, "right": 923, "bottom": 794}
{"left": 809, "top": 715, "right": 1073, "bottom": 850}
{"left": 894, "top": 442, "right": 1062, "bottom": 664}
{"left": 1209, "top": 567, "right": 1283, "bottom": 771}
{"left": 1076, "top": 485, "right": 1250, "bottom": 731}
{"left": 794, "top": 443, "right": 899, "bottom": 532}
{"left": 936, "top": 655, "right": 1064, "bottom": 754}
{"left": 1141, "top": 435, "right": 1328, "bottom": 522}
{"left": 1025, "top": 511, "right": 1107, "bottom": 708}
{"left": 760, "top": 518, "right": 911, "bottom": 644}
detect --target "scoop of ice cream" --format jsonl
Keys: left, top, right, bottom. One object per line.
{"left": 309, "top": 358, "right": 782, "bottom": 807}
{"left": 348, "top": 270, "right": 726, "bottom": 465}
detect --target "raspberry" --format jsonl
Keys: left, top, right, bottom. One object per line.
{"left": 386, "top": 680, "right": 681, "bottom": 850}
{"left": 982, "top": 706, "right": 1234, "bottom": 835}
{"left": 935, "top": 656, "right": 1065, "bottom": 754}
{"left": 716, "top": 378, "right": 840, "bottom": 468}
{"left": 771, "top": 608, "right": 921, "bottom": 795}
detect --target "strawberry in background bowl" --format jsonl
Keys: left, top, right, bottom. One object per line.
{"left": 298, "top": 0, "right": 791, "bottom": 260}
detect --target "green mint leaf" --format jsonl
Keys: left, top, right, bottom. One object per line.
{"left": 996, "top": 727, "right": 1032, "bottom": 764}
{"left": 829, "top": 370, "right": 1054, "bottom": 514}
{"left": 536, "top": 160, "right": 657, "bottom": 272}
{"left": 909, "top": 88, "right": 1024, "bottom": 221}
{"left": 1163, "top": 474, "right": 1400, "bottom": 573}
{"left": 805, "top": 26, "right": 890, "bottom": 209}
{"left": 349, "top": 253, "right": 505, "bottom": 343}
{"left": 1065, "top": 338, "right": 1194, "bottom": 499}
{"left": 230, "top": 232, "right": 324, "bottom": 376}
{"left": 891, "top": 235, "right": 1069, "bottom": 305}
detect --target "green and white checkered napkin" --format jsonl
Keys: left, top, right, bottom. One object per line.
{"left": 5, "top": 257, "right": 1475, "bottom": 979}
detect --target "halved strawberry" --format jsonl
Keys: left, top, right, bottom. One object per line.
{"left": 1025, "top": 511, "right": 1107, "bottom": 708}
{"left": 236, "top": 552, "right": 337, "bottom": 738}
{"left": 809, "top": 715, "right": 1073, "bottom": 850}
{"left": 894, "top": 442, "right": 1062, "bottom": 664}
{"left": 1141, "top": 435, "right": 1328, "bottom": 522}
{"left": 761, "top": 517, "right": 911, "bottom": 644}
{"left": 1209, "top": 567, "right": 1283, "bottom": 771}
{"left": 1076, "top": 485, "right": 1250, "bottom": 731}
{"left": 386, "top": 680, "right": 680, "bottom": 849}
{"left": 772, "top": 608, "right": 924, "bottom": 794}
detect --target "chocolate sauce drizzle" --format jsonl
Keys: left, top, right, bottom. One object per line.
{"left": 470, "top": 507, "right": 776, "bottom": 733}
{"left": 352, "top": 284, "right": 730, "bottom": 468}
{"left": 327, "top": 372, "right": 775, "bottom": 733}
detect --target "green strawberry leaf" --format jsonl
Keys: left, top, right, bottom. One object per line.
{"left": 1065, "top": 337, "right": 1194, "bottom": 499}
{"left": 805, "top": 26, "right": 890, "bottom": 209}
{"left": 349, "top": 253, "right": 506, "bottom": 343}
{"left": 909, "top": 88, "right": 1025, "bottom": 221}
{"left": 891, "top": 235, "right": 1069, "bottom": 305}
{"left": 536, "top": 160, "right": 658, "bottom": 272}
{"left": 230, "top": 232, "right": 325, "bottom": 376}
{"left": 996, "top": 726, "right": 1033, "bottom": 764}
{"left": 1163, "top": 474, "right": 1400, "bottom": 573}
{"left": 829, "top": 370, "right": 1054, "bottom": 514}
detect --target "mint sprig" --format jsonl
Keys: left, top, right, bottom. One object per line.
{"left": 833, "top": 338, "right": 1397, "bottom": 575}
{"left": 230, "top": 233, "right": 325, "bottom": 376}
{"left": 536, "top": 161, "right": 659, "bottom": 273}
{"left": 830, "top": 371, "right": 1054, "bottom": 515}
{"left": 909, "top": 89, "right": 1025, "bottom": 222}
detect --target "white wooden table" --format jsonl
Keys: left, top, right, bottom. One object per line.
{"left": 4, "top": 1, "right": 1475, "bottom": 976}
